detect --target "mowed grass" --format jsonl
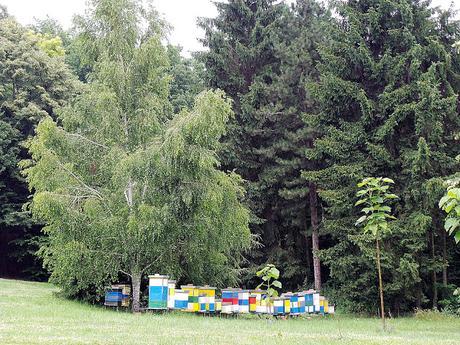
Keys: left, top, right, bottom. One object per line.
{"left": 0, "top": 279, "right": 459, "bottom": 345}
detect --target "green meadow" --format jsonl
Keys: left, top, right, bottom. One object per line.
{"left": 0, "top": 278, "right": 458, "bottom": 345}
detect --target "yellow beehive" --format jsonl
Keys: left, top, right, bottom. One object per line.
{"left": 215, "top": 299, "right": 222, "bottom": 312}
{"left": 198, "top": 285, "right": 216, "bottom": 297}
{"left": 284, "top": 297, "right": 291, "bottom": 314}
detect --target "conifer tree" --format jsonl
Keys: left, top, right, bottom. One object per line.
{"left": 200, "top": 0, "right": 327, "bottom": 290}
{"left": 305, "top": 0, "right": 460, "bottom": 312}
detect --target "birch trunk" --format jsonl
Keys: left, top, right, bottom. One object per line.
{"left": 131, "top": 271, "right": 142, "bottom": 312}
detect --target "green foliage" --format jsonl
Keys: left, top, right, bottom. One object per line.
{"left": 355, "top": 177, "right": 398, "bottom": 237}
{"left": 25, "top": 31, "right": 65, "bottom": 57}
{"left": 200, "top": 0, "right": 328, "bottom": 290}
{"left": 167, "top": 45, "right": 205, "bottom": 113}
{"left": 256, "top": 264, "right": 282, "bottom": 299}
{"left": 22, "top": 0, "right": 251, "bottom": 307}
{"left": 453, "top": 41, "right": 460, "bottom": 54}
{"left": 0, "top": 13, "right": 76, "bottom": 279}
{"left": 439, "top": 186, "right": 460, "bottom": 243}
{"left": 439, "top": 285, "right": 460, "bottom": 315}
{"left": 305, "top": 0, "right": 460, "bottom": 313}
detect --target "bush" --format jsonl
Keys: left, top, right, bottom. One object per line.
{"left": 439, "top": 287, "right": 460, "bottom": 316}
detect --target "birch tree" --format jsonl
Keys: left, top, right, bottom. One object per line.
{"left": 22, "top": 0, "right": 251, "bottom": 311}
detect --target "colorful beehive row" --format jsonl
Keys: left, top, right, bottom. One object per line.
{"left": 103, "top": 274, "right": 335, "bottom": 316}
{"left": 104, "top": 284, "right": 130, "bottom": 307}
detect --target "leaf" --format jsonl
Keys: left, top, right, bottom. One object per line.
{"left": 382, "top": 178, "right": 395, "bottom": 184}
{"left": 355, "top": 215, "right": 367, "bottom": 226}
{"left": 268, "top": 267, "right": 280, "bottom": 279}
{"left": 268, "top": 288, "right": 278, "bottom": 297}
{"left": 370, "top": 196, "right": 384, "bottom": 204}
{"left": 380, "top": 206, "right": 391, "bottom": 212}
{"left": 355, "top": 199, "right": 367, "bottom": 206}
{"left": 356, "top": 190, "right": 367, "bottom": 196}
{"left": 447, "top": 188, "right": 460, "bottom": 199}
{"left": 444, "top": 218, "right": 460, "bottom": 233}
{"left": 439, "top": 195, "right": 450, "bottom": 208}
{"left": 385, "top": 194, "right": 398, "bottom": 199}
{"left": 365, "top": 224, "right": 379, "bottom": 236}
{"left": 445, "top": 200, "right": 457, "bottom": 213}
{"left": 272, "top": 280, "right": 282, "bottom": 288}
{"left": 455, "top": 231, "right": 460, "bottom": 244}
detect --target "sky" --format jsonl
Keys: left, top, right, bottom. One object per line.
{"left": 0, "top": 0, "right": 457, "bottom": 56}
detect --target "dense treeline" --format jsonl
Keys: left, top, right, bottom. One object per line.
{"left": 1, "top": 0, "right": 459, "bottom": 314}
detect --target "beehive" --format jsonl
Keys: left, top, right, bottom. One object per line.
{"left": 104, "top": 287, "right": 122, "bottom": 307}
{"left": 181, "top": 284, "right": 199, "bottom": 312}
{"left": 251, "top": 290, "right": 267, "bottom": 314}
{"left": 283, "top": 292, "right": 298, "bottom": 316}
{"left": 249, "top": 294, "right": 257, "bottom": 313}
{"left": 199, "top": 295, "right": 207, "bottom": 313}
{"left": 303, "top": 292, "right": 313, "bottom": 313}
{"left": 313, "top": 293, "right": 321, "bottom": 313}
{"left": 297, "top": 292, "right": 306, "bottom": 314}
{"left": 257, "top": 296, "right": 269, "bottom": 314}
{"left": 222, "top": 288, "right": 240, "bottom": 313}
{"left": 198, "top": 286, "right": 216, "bottom": 313}
{"left": 112, "top": 284, "right": 130, "bottom": 307}
{"left": 283, "top": 297, "right": 291, "bottom": 315}
{"left": 174, "top": 289, "right": 189, "bottom": 310}
{"left": 238, "top": 290, "right": 250, "bottom": 313}
{"left": 273, "top": 297, "right": 284, "bottom": 316}
{"left": 215, "top": 299, "right": 222, "bottom": 312}
{"left": 167, "top": 280, "right": 176, "bottom": 309}
{"left": 329, "top": 304, "right": 335, "bottom": 314}
{"left": 148, "top": 274, "right": 169, "bottom": 309}
{"left": 319, "top": 296, "right": 325, "bottom": 314}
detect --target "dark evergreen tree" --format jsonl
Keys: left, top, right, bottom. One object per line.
{"left": 167, "top": 45, "right": 205, "bottom": 113}
{"left": 304, "top": 0, "right": 460, "bottom": 313}
{"left": 199, "top": 0, "right": 327, "bottom": 290}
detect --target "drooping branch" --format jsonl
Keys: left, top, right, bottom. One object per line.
{"left": 55, "top": 159, "right": 104, "bottom": 200}
{"left": 65, "top": 132, "right": 109, "bottom": 149}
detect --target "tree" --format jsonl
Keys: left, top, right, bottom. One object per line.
{"left": 256, "top": 263, "right": 282, "bottom": 313}
{"left": 305, "top": 0, "right": 460, "bottom": 313}
{"left": 439, "top": 185, "right": 460, "bottom": 243}
{"left": 199, "top": 0, "right": 327, "bottom": 291}
{"left": 22, "top": 0, "right": 251, "bottom": 312}
{"left": 355, "top": 177, "right": 398, "bottom": 329}
{"left": 0, "top": 13, "right": 76, "bottom": 279}
{"left": 167, "top": 45, "right": 205, "bottom": 113}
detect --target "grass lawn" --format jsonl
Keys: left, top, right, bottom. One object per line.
{"left": 0, "top": 278, "right": 459, "bottom": 345}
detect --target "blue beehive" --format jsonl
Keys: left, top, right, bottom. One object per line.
{"left": 290, "top": 293, "right": 299, "bottom": 315}
{"left": 273, "top": 297, "right": 284, "bottom": 316}
{"left": 174, "top": 289, "right": 189, "bottom": 310}
{"left": 148, "top": 274, "right": 169, "bottom": 309}
{"left": 104, "top": 287, "right": 122, "bottom": 307}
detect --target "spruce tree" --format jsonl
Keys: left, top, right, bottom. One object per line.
{"left": 200, "top": 0, "right": 327, "bottom": 290}
{"left": 304, "top": 0, "right": 460, "bottom": 312}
